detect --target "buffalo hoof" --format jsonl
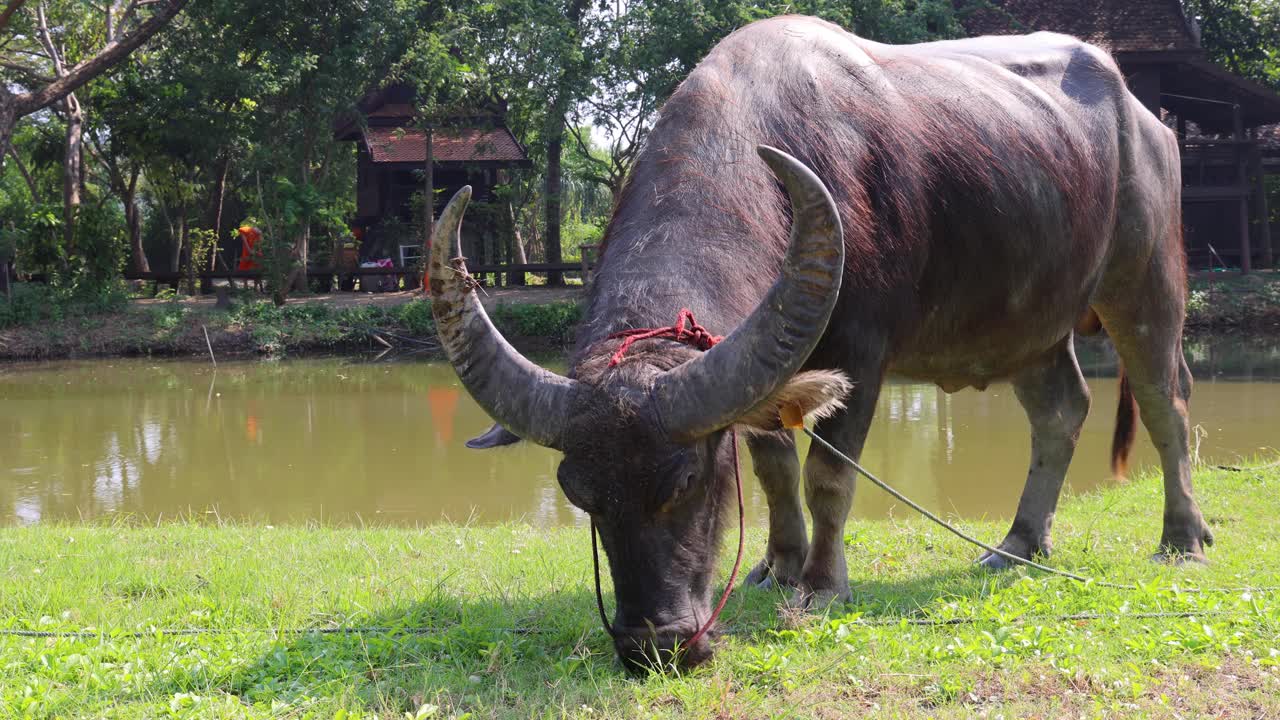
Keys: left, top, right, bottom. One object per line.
{"left": 976, "top": 535, "right": 1050, "bottom": 571}
{"left": 1152, "top": 549, "right": 1210, "bottom": 565}
{"left": 1154, "top": 522, "right": 1214, "bottom": 564}
{"left": 742, "top": 554, "right": 805, "bottom": 591}
{"left": 785, "top": 585, "right": 852, "bottom": 610}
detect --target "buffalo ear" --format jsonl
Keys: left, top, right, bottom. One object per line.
{"left": 465, "top": 423, "right": 523, "bottom": 449}
{"left": 735, "top": 370, "right": 854, "bottom": 432}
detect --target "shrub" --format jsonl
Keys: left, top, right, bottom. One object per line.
{"left": 490, "top": 300, "right": 581, "bottom": 341}
{"left": 0, "top": 281, "right": 128, "bottom": 329}
{"left": 394, "top": 299, "right": 435, "bottom": 335}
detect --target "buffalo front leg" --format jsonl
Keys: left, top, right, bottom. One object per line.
{"left": 795, "top": 377, "right": 882, "bottom": 607}
{"left": 743, "top": 431, "right": 807, "bottom": 589}
{"left": 980, "top": 336, "right": 1091, "bottom": 569}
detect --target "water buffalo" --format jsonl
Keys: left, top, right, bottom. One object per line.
{"left": 429, "top": 16, "right": 1209, "bottom": 670}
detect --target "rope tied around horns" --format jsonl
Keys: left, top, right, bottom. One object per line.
{"left": 593, "top": 309, "right": 745, "bottom": 656}
{"left": 607, "top": 308, "right": 724, "bottom": 368}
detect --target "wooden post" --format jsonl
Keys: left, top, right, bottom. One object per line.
{"left": 421, "top": 126, "right": 433, "bottom": 290}
{"left": 1234, "top": 104, "right": 1251, "bottom": 274}
{"left": 1251, "top": 141, "right": 1273, "bottom": 270}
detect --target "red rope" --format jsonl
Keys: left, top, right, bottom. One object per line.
{"left": 607, "top": 308, "right": 723, "bottom": 367}
{"left": 592, "top": 309, "right": 745, "bottom": 663}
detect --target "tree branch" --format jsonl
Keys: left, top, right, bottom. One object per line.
{"left": 0, "top": 0, "right": 27, "bottom": 32}
{"left": 5, "top": 142, "right": 42, "bottom": 204}
{"left": 0, "top": 60, "right": 53, "bottom": 85}
{"left": 34, "top": 2, "right": 67, "bottom": 78}
{"left": 14, "top": 0, "right": 189, "bottom": 117}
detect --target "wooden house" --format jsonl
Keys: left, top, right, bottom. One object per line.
{"left": 955, "top": 0, "right": 1280, "bottom": 271}
{"left": 333, "top": 83, "right": 531, "bottom": 282}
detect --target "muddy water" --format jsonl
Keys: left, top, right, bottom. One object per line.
{"left": 1, "top": 336, "right": 1277, "bottom": 527}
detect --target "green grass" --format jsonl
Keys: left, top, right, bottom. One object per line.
{"left": 2, "top": 460, "right": 1279, "bottom": 718}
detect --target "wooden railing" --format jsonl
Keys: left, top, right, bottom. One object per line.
{"left": 121, "top": 257, "right": 598, "bottom": 292}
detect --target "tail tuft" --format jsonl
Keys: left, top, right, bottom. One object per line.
{"left": 1111, "top": 367, "right": 1138, "bottom": 479}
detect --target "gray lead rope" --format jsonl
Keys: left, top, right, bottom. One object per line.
{"left": 803, "top": 427, "right": 1279, "bottom": 594}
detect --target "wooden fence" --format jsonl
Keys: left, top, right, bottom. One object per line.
{"left": 121, "top": 256, "right": 599, "bottom": 293}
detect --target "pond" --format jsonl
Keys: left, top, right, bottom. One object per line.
{"left": 2, "top": 335, "right": 1277, "bottom": 527}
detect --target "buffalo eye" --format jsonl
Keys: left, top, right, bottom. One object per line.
{"left": 675, "top": 471, "right": 694, "bottom": 497}
{"left": 660, "top": 471, "right": 696, "bottom": 512}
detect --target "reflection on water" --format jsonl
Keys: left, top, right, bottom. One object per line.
{"left": 2, "top": 335, "right": 1277, "bottom": 527}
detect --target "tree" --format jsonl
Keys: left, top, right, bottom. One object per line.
{"left": 0, "top": 0, "right": 189, "bottom": 167}
{"left": 483, "top": 0, "right": 595, "bottom": 285}
{"left": 1182, "top": 0, "right": 1280, "bottom": 91}
{"left": 563, "top": 0, "right": 958, "bottom": 204}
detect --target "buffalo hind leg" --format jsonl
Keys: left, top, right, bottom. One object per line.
{"left": 1098, "top": 276, "right": 1212, "bottom": 561}
{"left": 979, "top": 336, "right": 1091, "bottom": 569}
{"left": 1109, "top": 331, "right": 1211, "bottom": 561}
{"left": 743, "top": 432, "right": 808, "bottom": 589}
{"left": 795, "top": 377, "right": 882, "bottom": 607}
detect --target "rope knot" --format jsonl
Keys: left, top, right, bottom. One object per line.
{"left": 606, "top": 309, "right": 723, "bottom": 367}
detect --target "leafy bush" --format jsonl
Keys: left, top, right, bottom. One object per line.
{"left": 561, "top": 219, "right": 603, "bottom": 261}
{"left": 0, "top": 283, "right": 48, "bottom": 328}
{"left": 0, "top": 281, "right": 128, "bottom": 329}
{"left": 490, "top": 301, "right": 581, "bottom": 341}
{"left": 393, "top": 299, "right": 435, "bottom": 335}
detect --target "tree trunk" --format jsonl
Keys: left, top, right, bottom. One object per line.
{"left": 290, "top": 225, "right": 309, "bottom": 293}
{"left": 202, "top": 157, "right": 230, "bottom": 293}
{"left": 209, "top": 156, "right": 229, "bottom": 272}
{"left": 125, "top": 167, "right": 148, "bottom": 273}
{"left": 544, "top": 123, "right": 564, "bottom": 286}
{"left": 0, "top": 78, "right": 16, "bottom": 173}
{"left": 182, "top": 213, "right": 196, "bottom": 295}
{"left": 507, "top": 201, "right": 526, "bottom": 286}
{"left": 1, "top": 220, "right": 11, "bottom": 300}
{"left": 290, "top": 140, "right": 312, "bottom": 293}
{"left": 62, "top": 93, "right": 83, "bottom": 254}
{"left": 170, "top": 205, "right": 185, "bottom": 274}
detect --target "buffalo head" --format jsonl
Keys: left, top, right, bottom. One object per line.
{"left": 428, "top": 146, "right": 848, "bottom": 671}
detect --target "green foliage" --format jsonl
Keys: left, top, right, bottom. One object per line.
{"left": 393, "top": 299, "right": 436, "bottom": 335}
{"left": 489, "top": 300, "right": 582, "bottom": 340}
{"left": 1183, "top": 0, "right": 1280, "bottom": 91}
{"left": 67, "top": 202, "right": 129, "bottom": 292}
{"left": 0, "top": 281, "right": 128, "bottom": 329}
{"left": 560, "top": 217, "right": 603, "bottom": 261}
{"left": 1186, "top": 272, "right": 1280, "bottom": 327}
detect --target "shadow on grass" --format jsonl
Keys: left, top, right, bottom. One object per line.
{"left": 218, "top": 562, "right": 1027, "bottom": 713}
{"left": 222, "top": 586, "right": 623, "bottom": 714}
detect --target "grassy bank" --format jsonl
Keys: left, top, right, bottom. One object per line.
{"left": 1187, "top": 271, "right": 1280, "bottom": 330}
{"left": 0, "top": 285, "right": 581, "bottom": 360}
{"left": 1, "top": 271, "right": 1278, "bottom": 361}
{"left": 2, "top": 461, "right": 1279, "bottom": 718}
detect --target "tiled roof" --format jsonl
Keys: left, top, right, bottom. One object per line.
{"left": 955, "top": 0, "right": 1199, "bottom": 53}
{"left": 363, "top": 127, "right": 528, "bottom": 165}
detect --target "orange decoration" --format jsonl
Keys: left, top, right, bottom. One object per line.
{"left": 779, "top": 401, "right": 805, "bottom": 430}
